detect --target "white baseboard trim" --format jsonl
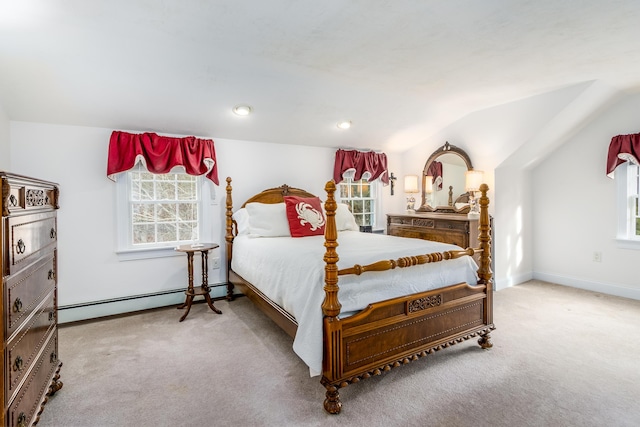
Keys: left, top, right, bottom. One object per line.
{"left": 58, "top": 283, "right": 229, "bottom": 324}
{"left": 494, "top": 271, "right": 533, "bottom": 291}
{"left": 533, "top": 271, "right": 640, "bottom": 301}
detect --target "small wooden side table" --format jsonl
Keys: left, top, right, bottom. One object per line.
{"left": 175, "top": 243, "right": 222, "bottom": 322}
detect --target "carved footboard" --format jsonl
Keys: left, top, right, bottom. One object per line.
{"left": 321, "top": 181, "right": 494, "bottom": 414}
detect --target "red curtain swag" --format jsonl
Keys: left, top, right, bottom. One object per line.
{"left": 607, "top": 133, "right": 640, "bottom": 178}
{"left": 333, "top": 149, "right": 389, "bottom": 184}
{"left": 107, "top": 131, "right": 219, "bottom": 185}
{"left": 427, "top": 160, "right": 443, "bottom": 190}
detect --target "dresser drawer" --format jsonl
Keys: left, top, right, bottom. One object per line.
{"left": 389, "top": 226, "right": 467, "bottom": 248}
{"left": 5, "top": 212, "right": 57, "bottom": 276}
{"left": 4, "top": 254, "right": 56, "bottom": 337}
{"left": 432, "top": 218, "right": 468, "bottom": 232}
{"left": 2, "top": 177, "right": 58, "bottom": 215}
{"left": 6, "top": 331, "right": 59, "bottom": 427}
{"left": 6, "top": 290, "right": 56, "bottom": 402}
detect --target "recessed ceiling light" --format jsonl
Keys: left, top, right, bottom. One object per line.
{"left": 233, "top": 105, "right": 252, "bottom": 116}
{"left": 337, "top": 121, "right": 351, "bottom": 129}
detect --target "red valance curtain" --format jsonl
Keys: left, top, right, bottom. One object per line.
{"left": 427, "top": 160, "right": 443, "bottom": 190}
{"left": 333, "top": 149, "right": 389, "bottom": 184}
{"left": 107, "top": 131, "right": 219, "bottom": 185}
{"left": 607, "top": 133, "right": 640, "bottom": 178}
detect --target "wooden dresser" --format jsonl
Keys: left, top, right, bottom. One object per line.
{"left": 387, "top": 212, "right": 478, "bottom": 249}
{"left": 1, "top": 172, "right": 62, "bottom": 427}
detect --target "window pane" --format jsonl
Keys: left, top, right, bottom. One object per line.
{"left": 363, "top": 214, "right": 373, "bottom": 226}
{"left": 155, "top": 173, "right": 175, "bottom": 181}
{"left": 156, "top": 223, "right": 177, "bottom": 242}
{"left": 352, "top": 200, "right": 363, "bottom": 214}
{"left": 132, "top": 203, "right": 154, "bottom": 224}
{"left": 157, "top": 182, "right": 176, "bottom": 200}
{"left": 179, "top": 222, "right": 198, "bottom": 241}
{"left": 178, "top": 203, "right": 197, "bottom": 221}
{"left": 133, "top": 224, "right": 155, "bottom": 244}
{"left": 157, "top": 203, "right": 177, "bottom": 221}
{"left": 340, "top": 185, "right": 349, "bottom": 199}
{"left": 350, "top": 184, "right": 360, "bottom": 197}
{"left": 364, "top": 200, "right": 372, "bottom": 213}
{"left": 177, "top": 181, "right": 197, "bottom": 201}
{"left": 361, "top": 183, "right": 370, "bottom": 197}
{"left": 139, "top": 181, "right": 155, "bottom": 200}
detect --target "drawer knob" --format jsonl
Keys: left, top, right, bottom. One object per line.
{"left": 50, "top": 352, "right": 57, "bottom": 363}
{"left": 16, "top": 412, "right": 27, "bottom": 427}
{"left": 16, "top": 239, "right": 26, "bottom": 254}
{"left": 48, "top": 269, "right": 55, "bottom": 280}
{"left": 13, "top": 298, "right": 23, "bottom": 313}
{"left": 50, "top": 227, "right": 57, "bottom": 239}
{"left": 13, "top": 355, "right": 23, "bottom": 372}
{"left": 49, "top": 311, "right": 55, "bottom": 322}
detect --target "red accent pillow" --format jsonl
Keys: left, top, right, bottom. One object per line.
{"left": 283, "top": 196, "right": 326, "bottom": 237}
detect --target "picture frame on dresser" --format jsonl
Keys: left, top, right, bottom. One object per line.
{"left": 1, "top": 172, "right": 62, "bottom": 427}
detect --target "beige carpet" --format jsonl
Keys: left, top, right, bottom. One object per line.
{"left": 38, "top": 280, "right": 640, "bottom": 427}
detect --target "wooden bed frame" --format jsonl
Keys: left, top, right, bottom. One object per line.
{"left": 224, "top": 177, "right": 494, "bottom": 414}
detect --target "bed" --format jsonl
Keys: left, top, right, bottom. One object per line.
{"left": 224, "top": 177, "right": 494, "bottom": 414}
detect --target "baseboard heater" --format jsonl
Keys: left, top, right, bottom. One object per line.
{"left": 58, "top": 282, "right": 230, "bottom": 323}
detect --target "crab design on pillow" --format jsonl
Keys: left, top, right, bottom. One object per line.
{"left": 296, "top": 201, "right": 325, "bottom": 231}
{"left": 284, "top": 196, "right": 326, "bottom": 237}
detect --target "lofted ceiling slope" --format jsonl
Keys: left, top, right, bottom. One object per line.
{"left": 1, "top": 1, "right": 640, "bottom": 153}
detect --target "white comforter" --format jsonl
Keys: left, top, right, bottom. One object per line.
{"left": 231, "top": 231, "right": 479, "bottom": 376}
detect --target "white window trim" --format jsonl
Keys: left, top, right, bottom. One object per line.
{"left": 337, "top": 176, "right": 383, "bottom": 231}
{"left": 114, "top": 168, "right": 215, "bottom": 261}
{"left": 615, "top": 163, "right": 640, "bottom": 250}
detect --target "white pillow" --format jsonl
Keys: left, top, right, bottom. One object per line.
{"left": 323, "top": 203, "right": 359, "bottom": 231}
{"left": 245, "top": 202, "right": 291, "bottom": 237}
{"left": 232, "top": 208, "right": 250, "bottom": 235}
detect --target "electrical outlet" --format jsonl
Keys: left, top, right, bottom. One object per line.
{"left": 593, "top": 251, "right": 602, "bottom": 262}
{"left": 211, "top": 257, "right": 220, "bottom": 269}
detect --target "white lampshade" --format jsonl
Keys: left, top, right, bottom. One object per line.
{"left": 424, "top": 175, "right": 434, "bottom": 193}
{"left": 404, "top": 175, "right": 419, "bottom": 193}
{"left": 465, "top": 170, "right": 484, "bottom": 192}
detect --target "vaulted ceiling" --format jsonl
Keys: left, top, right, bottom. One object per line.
{"left": 1, "top": 1, "right": 639, "bottom": 153}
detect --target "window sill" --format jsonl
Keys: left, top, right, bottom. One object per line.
{"left": 116, "top": 246, "right": 184, "bottom": 261}
{"left": 615, "top": 238, "right": 640, "bottom": 250}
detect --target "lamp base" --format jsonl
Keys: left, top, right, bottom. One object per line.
{"left": 467, "top": 211, "right": 480, "bottom": 219}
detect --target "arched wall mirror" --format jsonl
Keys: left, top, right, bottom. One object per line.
{"left": 417, "top": 142, "right": 474, "bottom": 214}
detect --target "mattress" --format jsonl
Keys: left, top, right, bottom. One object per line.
{"left": 231, "top": 230, "right": 479, "bottom": 376}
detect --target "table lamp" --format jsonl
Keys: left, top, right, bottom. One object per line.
{"left": 465, "top": 170, "right": 484, "bottom": 219}
{"left": 404, "top": 175, "right": 419, "bottom": 213}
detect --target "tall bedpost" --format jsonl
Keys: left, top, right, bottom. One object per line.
{"left": 322, "top": 180, "right": 341, "bottom": 318}
{"left": 477, "top": 183, "right": 492, "bottom": 287}
{"left": 477, "top": 183, "right": 493, "bottom": 348}
{"left": 225, "top": 177, "right": 235, "bottom": 300}
{"left": 322, "top": 180, "right": 343, "bottom": 415}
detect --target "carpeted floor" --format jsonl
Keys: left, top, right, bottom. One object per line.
{"left": 38, "top": 280, "right": 640, "bottom": 427}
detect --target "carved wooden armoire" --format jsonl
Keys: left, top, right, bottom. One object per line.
{"left": 1, "top": 172, "right": 62, "bottom": 427}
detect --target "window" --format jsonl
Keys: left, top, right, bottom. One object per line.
{"left": 339, "top": 178, "right": 378, "bottom": 227}
{"left": 116, "top": 165, "right": 212, "bottom": 260}
{"left": 616, "top": 162, "right": 640, "bottom": 248}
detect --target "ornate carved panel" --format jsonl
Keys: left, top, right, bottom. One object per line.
{"left": 408, "top": 295, "right": 442, "bottom": 312}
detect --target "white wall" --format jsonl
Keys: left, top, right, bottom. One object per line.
{"left": 400, "top": 82, "right": 596, "bottom": 289}
{"left": 532, "top": 92, "right": 640, "bottom": 299}
{"left": 9, "top": 122, "right": 339, "bottom": 321}
{"left": 0, "top": 100, "right": 9, "bottom": 169}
